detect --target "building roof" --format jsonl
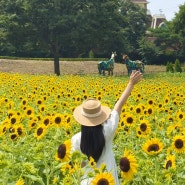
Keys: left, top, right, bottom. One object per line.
{"left": 131, "top": 0, "right": 148, "bottom": 4}
{"left": 153, "top": 14, "right": 166, "bottom": 19}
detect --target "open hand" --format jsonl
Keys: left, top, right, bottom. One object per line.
{"left": 129, "top": 70, "right": 143, "bottom": 85}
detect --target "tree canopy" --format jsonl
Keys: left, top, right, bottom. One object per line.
{"left": 0, "top": 0, "right": 184, "bottom": 74}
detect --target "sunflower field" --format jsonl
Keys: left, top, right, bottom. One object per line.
{"left": 0, "top": 72, "right": 185, "bottom": 185}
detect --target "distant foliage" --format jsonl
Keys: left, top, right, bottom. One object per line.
{"left": 89, "top": 50, "right": 94, "bottom": 58}
{"left": 166, "top": 62, "right": 174, "bottom": 73}
{"left": 174, "top": 59, "right": 182, "bottom": 72}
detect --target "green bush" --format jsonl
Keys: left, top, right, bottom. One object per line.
{"left": 89, "top": 50, "right": 94, "bottom": 58}
{"left": 166, "top": 62, "right": 174, "bottom": 73}
{"left": 174, "top": 59, "right": 182, "bottom": 72}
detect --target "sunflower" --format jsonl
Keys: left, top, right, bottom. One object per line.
{"left": 52, "top": 176, "right": 59, "bottom": 184}
{"left": 166, "top": 122, "right": 183, "bottom": 137}
{"left": 136, "top": 119, "right": 151, "bottom": 137}
{"left": 34, "top": 124, "right": 47, "bottom": 140}
{"left": 65, "top": 114, "right": 72, "bottom": 124}
{"left": 15, "top": 178, "right": 24, "bottom": 185}
{"left": 147, "top": 98, "right": 155, "bottom": 106}
{"left": 91, "top": 172, "right": 115, "bottom": 185}
{"left": 122, "top": 113, "right": 135, "bottom": 127}
{"left": 52, "top": 113, "right": 64, "bottom": 127}
{"left": 144, "top": 106, "right": 154, "bottom": 115}
{"left": 10, "top": 133, "right": 18, "bottom": 140}
{"left": 36, "top": 98, "right": 43, "bottom": 105}
{"left": 9, "top": 115, "right": 19, "bottom": 125}
{"left": 61, "top": 161, "right": 75, "bottom": 175}
{"left": 89, "top": 156, "right": 96, "bottom": 169}
{"left": 55, "top": 140, "right": 71, "bottom": 162}
{"left": 24, "top": 106, "right": 35, "bottom": 117}
{"left": 21, "top": 98, "right": 28, "bottom": 106}
{"left": 38, "top": 104, "right": 46, "bottom": 112}
{"left": 134, "top": 104, "right": 144, "bottom": 115}
{"left": 176, "top": 109, "right": 185, "bottom": 121}
{"left": 61, "top": 101, "right": 69, "bottom": 107}
{"left": 142, "top": 138, "right": 164, "bottom": 155}
{"left": 164, "top": 155, "right": 176, "bottom": 170}
{"left": 16, "top": 124, "right": 25, "bottom": 137}
{"left": 164, "top": 96, "right": 170, "bottom": 104}
{"left": 41, "top": 115, "right": 51, "bottom": 127}
{"left": 28, "top": 118, "right": 38, "bottom": 130}
{"left": 172, "top": 135, "right": 185, "bottom": 153}
{"left": 119, "top": 150, "right": 138, "bottom": 181}
{"left": 7, "top": 109, "right": 16, "bottom": 118}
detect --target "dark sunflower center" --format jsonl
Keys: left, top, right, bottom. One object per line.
{"left": 127, "top": 117, "right": 133, "bottom": 124}
{"left": 148, "top": 100, "right": 153, "bottom": 104}
{"left": 37, "top": 100, "right": 42, "bottom": 104}
{"left": 166, "top": 160, "right": 172, "bottom": 169}
{"left": 37, "top": 127, "right": 43, "bottom": 136}
{"left": 44, "top": 119, "right": 50, "bottom": 126}
{"left": 136, "top": 108, "right": 141, "bottom": 113}
{"left": 22, "top": 100, "right": 27, "bottom": 105}
{"left": 11, "top": 118, "right": 16, "bottom": 124}
{"left": 137, "top": 130, "right": 142, "bottom": 135}
{"left": 147, "top": 144, "right": 159, "bottom": 152}
{"left": 27, "top": 110, "right": 32, "bottom": 115}
{"left": 179, "top": 114, "right": 183, "bottom": 119}
{"left": 175, "top": 139, "right": 183, "bottom": 149}
{"left": 97, "top": 178, "right": 109, "bottom": 185}
{"left": 67, "top": 117, "right": 71, "bottom": 123}
{"left": 10, "top": 134, "right": 17, "bottom": 140}
{"left": 140, "top": 123, "right": 147, "bottom": 131}
{"left": 58, "top": 144, "right": 66, "bottom": 159}
{"left": 31, "top": 122, "right": 36, "bottom": 127}
{"left": 55, "top": 117, "right": 61, "bottom": 124}
{"left": 17, "top": 127, "right": 22, "bottom": 135}
{"left": 159, "top": 104, "right": 162, "bottom": 108}
{"left": 148, "top": 109, "right": 152, "bottom": 114}
{"left": 119, "top": 157, "right": 130, "bottom": 172}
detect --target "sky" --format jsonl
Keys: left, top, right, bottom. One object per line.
{"left": 147, "top": 0, "right": 185, "bottom": 21}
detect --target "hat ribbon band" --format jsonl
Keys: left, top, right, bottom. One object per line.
{"left": 81, "top": 110, "right": 102, "bottom": 118}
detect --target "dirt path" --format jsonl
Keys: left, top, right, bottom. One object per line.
{"left": 0, "top": 59, "right": 166, "bottom": 75}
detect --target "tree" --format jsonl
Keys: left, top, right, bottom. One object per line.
{"left": 0, "top": 0, "right": 149, "bottom": 72}
{"left": 137, "top": 37, "right": 162, "bottom": 64}
{"left": 119, "top": 0, "right": 150, "bottom": 55}
{"left": 174, "top": 59, "right": 182, "bottom": 72}
{"left": 172, "top": 3, "right": 185, "bottom": 58}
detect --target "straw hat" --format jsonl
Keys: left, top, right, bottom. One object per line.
{"left": 73, "top": 98, "right": 111, "bottom": 126}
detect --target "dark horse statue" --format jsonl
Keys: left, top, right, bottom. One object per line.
{"left": 98, "top": 52, "right": 117, "bottom": 76}
{"left": 122, "top": 54, "right": 145, "bottom": 76}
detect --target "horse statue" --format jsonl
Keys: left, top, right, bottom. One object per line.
{"left": 98, "top": 52, "right": 117, "bottom": 76}
{"left": 122, "top": 54, "right": 145, "bottom": 76}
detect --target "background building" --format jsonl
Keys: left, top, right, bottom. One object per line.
{"left": 131, "top": 0, "right": 166, "bottom": 28}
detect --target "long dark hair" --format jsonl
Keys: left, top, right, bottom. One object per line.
{"left": 80, "top": 124, "right": 105, "bottom": 162}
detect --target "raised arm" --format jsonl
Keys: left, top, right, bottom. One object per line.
{"left": 113, "top": 71, "right": 143, "bottom": 115}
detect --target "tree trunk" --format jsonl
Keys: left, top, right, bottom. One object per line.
{"left": 53, "top": 41, "right": 61, "bottom": 76}
{"left": 54, "top": 55, "right": 60, "bottom": 76}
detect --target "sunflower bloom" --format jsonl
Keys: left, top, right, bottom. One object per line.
{"left": 164, "top": 155, "right": 176, "bottom": 170}
{"left": 136, "top": 119, "right": 151, "bottom": 137}
{"left": 15, "top": 178, "right": 24, "bottom": 185}
{"left": 89, "top": 156, "right": 96, "bottom": 169}
{"left": 52, "top": 113, "right": 64, "bottom": 127}
{"left": 123, "top": 113, "right": 135, "bottom": 127}
{"left": 91, "top": 172, "right": 115, "bottom": 185}
{"left": 172, "top": 135, "right": 185, "bottom": 153}
{"left": 142, "top": 138, "right": 164, "bottom": 155}
{"left": 119, "top": 150, "right": 138, "bottom": 181}
{"left": 34, "top": 124, "right": 47, "bottom": 140}
{"left": 176, "top": 109, "right": 185, "bottom": 121}
{"left": 55, "top": 140, "right": 72, "bottom": 162}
